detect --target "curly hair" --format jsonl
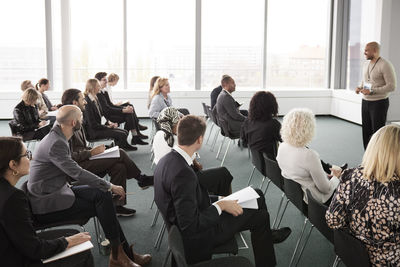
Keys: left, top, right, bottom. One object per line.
{"left": 248, "top": 91, "right": 278, "bottom": 121}
{"left": 281, "top": 108, "right": 315, "bottom": 147}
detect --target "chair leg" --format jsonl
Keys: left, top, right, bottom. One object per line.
{"left": 150, "top": 199, "right": 155, "bottom": 209}
{"left": 238, "top": 232, "right": 249, "bottom": 250}
{"left": 247, "top": 166, "right": 256, "bottom": 186}
{"left": 294, "top": 225, "right": 314, "bottom": 267}
{"left": 154, "top": 221, "right": 166, "bottom": 250}
{"left": 162, "top": 248, "right": 172, "bottom": 267}
{"left": 216, "top": 137, "right": 226, "bottom": 159}
{"left": 210, "top": 129, "right": 220, "bottom": 151}
{"left": 206, "top": 123, "right": 215, "bottom": 144}
{"left": 262, "top": 179, "right": 271, "bottom": 194}
{"left": 332, "top": 256, "right": 340, "bottom": 267}
{"left": 289, "top": 218, "right": 309, "bottom": 267}
{"left": 220, "top": 139, "right": 232, "bottom": 166}
{"left": 272, "top": 193, "right": 285, "bottom": 229}
{"left": 151, "top": 208, "right": 159, "bottom": 227}
{"left": 276, "top": 199, "right": 290, "bottom": 228}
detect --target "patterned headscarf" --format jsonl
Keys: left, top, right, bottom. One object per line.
{"left": 157, "top": 107, "right": 180, "bottom": 147}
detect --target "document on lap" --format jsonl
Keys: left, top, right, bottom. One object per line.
{"left": 36, "top": 120, "right": 50, "bottom": 130}
{"left": 215, "top": 186, "right": 260, "bottom": 209}
{"left": 42, "top": 241, "right": 93, "bottom": 264}
{"left": 89, "top": 145, "right": 120, "bottom": 160}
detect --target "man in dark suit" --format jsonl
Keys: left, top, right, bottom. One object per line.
{"left": 154, "top": 115, "right": 291, "bottom": 267}
{"left": 210, "top": 85, "right": 223, "bottom": 110}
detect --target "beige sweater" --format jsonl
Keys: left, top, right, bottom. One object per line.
{"left": 361, "top": 57, "right": 397, "bottom": 101}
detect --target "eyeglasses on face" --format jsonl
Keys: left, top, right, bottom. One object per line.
{"left": 19, "top": 150, "right": 32, "bottom": 160}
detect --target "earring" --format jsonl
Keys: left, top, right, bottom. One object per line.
{"left": 12, "top": 170, "right": 19, "bottom": 176}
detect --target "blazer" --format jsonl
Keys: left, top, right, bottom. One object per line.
{"left": 97, "top": 90, "right": 123, "bottom": 118}
{"left": 0, "top": 178, "right": 67, "bottom": 266}
{"left": 148, "top": 93, "right": 172, "bottom": 119}
{"left": 27, "top": 124, "right": 111, "bottom": 215}
{"left": 69, "top": 127, "right": 92, "bottom": 163}
{"left": 41, "top": 93, "right": 53, "bottom": 110}
{"left": 154, "top": 150, "right": 220, "bottom": 264}
{"left": 214, "top": 90, "right": 246, "bottom": 137}
{"left": 241, "top": 118, "right": 282, "bottom": 159}
{"left": 210, "top": 85, "right": 222, "bottom": 109}
{"left": 11, "top": 100, "right": 41, "bottom": 134}
{"left": 83, "top": 94, "right": 110, "bottom": 139}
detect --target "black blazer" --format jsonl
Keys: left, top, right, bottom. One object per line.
{"left": 0, "top": 178, "right": 67, "bottom": 267}
{"left": 96, "top": 91, "right": 123, "bottom": 118}
{"left": 241, "top": 118, "right": 282, "bottom": 159}
{"left": 11, "top": 101, "right": 41, "bottom": 134}
{"left": 210, "top": 85, "right": 222, "bottom": 109}
{"left": 83, "top": 95, "right": 109, "bottom": 139}
{"left": 154, "top": 150, "right": 220, "bottom": 264}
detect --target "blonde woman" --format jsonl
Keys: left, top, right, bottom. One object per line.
{"left": 148, "top": 78, "right": 172, "bottom": 119}
{"left": 147, "top": 76, "right": 160, "bottom": 109}
{"left": 276, "top": 108, "right": 342, "bottom": 204}
{"left": 326, "top": 125, "right": 400, "bottom": 266}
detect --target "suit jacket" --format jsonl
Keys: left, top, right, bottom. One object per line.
{"left": 154, "top": 150, "right": 220, "bottom": 264}
{"left": 210, "top": 85, "right": 222, "bottom": 109}
{"left": 97, "top": 90, "right": 123, "bottom": 118}
{"left": 69, "top": 127, "right": 92, "bottom": 163}
{"left": 83, "top": 94, "right": 110, "bottom": 139}
{"left": 11, "top": 100, "right": 41, "bottom": 134}
{"left": 214, "top": 90, "right": 246, "bottom": 137}
{"left": 27, "top": 124, "right": 111, "bottom": 215}
{"left": 0, "top": 178, "right": 67, "bottom": 266}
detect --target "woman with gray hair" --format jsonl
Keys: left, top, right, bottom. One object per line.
{"left": 152, "top": 107, "right": 232, "bottom": 196}
{"left": 276, "top": 108, "right": 343, "bottom": 204}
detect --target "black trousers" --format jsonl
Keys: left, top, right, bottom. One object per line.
{"left": 362, "top": 98, "right": 389, "bottom": 149}
{"left": 196, "top": 167, "right": 233, "bottom": 196}
{"left": 107, "top": 111, "right": 140, "bottom": 132}
{"left": 91, "top": 127, "right": 130, "bottom": 149}
{"left": 213, "top": 189, "right": 276, "bottom": 267}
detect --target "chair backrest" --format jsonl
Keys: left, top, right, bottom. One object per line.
{"left": 283, "top": 177, "right": 308, "bottom": 216}
{"left": 306, "top": 190, "right": 333, "bottom": 243}
{"left": 201, "top": 102, "right": 209, "bottom": 118}
{"left": 334, "top": 229, "right": 371, "bottom": 267}
{"left": 250, "top": 148, "right": 266, "bottom": 176}
{"left": 8, "top": 121, "right": 19, "bottom": 136}
{"left": 152, "top": 118, "right": 161, "bottom": 131}
{"left": 168, "top": 225, "right": 189, "bottom": 267}
{"left": 263, "top": 154, "right": 284, "bottom": 191}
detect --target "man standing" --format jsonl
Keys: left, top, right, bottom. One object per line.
{"left": 356, "top": 42, "right": 397, "bottom": 149}
{"left": 154, "top": 115, "right": 291, "bottom": 267}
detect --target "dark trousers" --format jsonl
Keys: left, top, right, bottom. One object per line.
{"left": 107, "top": 113, "right": 138, "bottom": 132}
{"left": 22, "top": 125, "right": 51, "bottom": 141}
{"left": 196, "top": 167, "right": 233, "bottom": 196}
{"left": 362, "top": 98, "right": 389, "bottom": 149}
{"left": 78, "top": 149, "right": 141, "bottom": 206}
{"left": 213, "top": 189, "right": 276, "bottom": 267}
{"left": 34, "top": 186, "right": 131, "bottom": 255}
{"left": 91, "top": 127, "right": 130, "bottom": 149}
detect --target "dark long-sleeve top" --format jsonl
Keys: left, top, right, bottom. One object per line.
{"left": 41, "top": 93, "right": 53, "bottom": 110}
{"left": 210, "top": 85, "right": 222, "bottom": 109}
{"left": 0, "top": 178, "right": 68, "bottom": 266}
{"left": 97, "top": 90, "right": 123, "bottom": 118}
{"left": 83, "top": 94, "right": 110, "bottom": 139}
{"left": 69, "top": 127, "right": 92, "bottom": 163}
{"left": 12, "top": 100, "right": 41, "bottom": 134}
{"left": 241, "top": 118, "right": 282, "bottom": 159}
{"left": 326, "top": 167, "right": 400, "bottom": 266}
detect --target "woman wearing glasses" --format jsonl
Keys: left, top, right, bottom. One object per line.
{"left": 0, "top": 137, "right": 94, "bottom": 267}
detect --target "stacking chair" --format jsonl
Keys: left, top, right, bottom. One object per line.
{"left": 207, "top": 106, "right": 221, "bottom": 151}
{"left": 9, "top": 121, "right": 40, "bottom": 151}
{"left": 215, "top": 118, "right": 241, "bottom": 166}
{"left": 168, "top": 226, "right": 251, "bottom": 267}
{"left": 247, "top": 148, "right": 270, "bottom": 190}
{"left": 263, "top": 155, "right": 286, "bottom": 229}
{"left": 332, "top": 229, "right": 371, "bottom": 267}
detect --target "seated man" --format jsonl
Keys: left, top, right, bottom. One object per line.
{"left": 213, "top": 75, "right": 247, "bottom": 137}
{"left": 27, "top": 105, "right": 151, "bottom": 267}
{"left": 154, "top": 115, "right": 291, "bottom": 267}
{"left": 61, "top": 88, "right": 154, "bottom": 217}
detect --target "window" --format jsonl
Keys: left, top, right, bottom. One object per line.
{"left": 70, "top": 0, "right": 124, "bottom": 89}
{"left": 0, "top": 1, "right": 46, "bottom": 91}
{"left": 266, "top": 0, "right": 331, "bottom": 88}
{"left": 201, "top": 0, "right": 264, "bottom": 89}
{"left": 127, "top": 0, "right": 195, "bottom": 90}
{"left": 346, "top": 0, "right": 381, "bottom": 90}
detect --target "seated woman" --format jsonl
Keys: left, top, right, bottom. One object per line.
{"left": 153, "top": 107, "right": 231, "bottom": 196}
{"left": 276, "top": 108, "right": 342, "bottom": 204}
{"left": 95, "top": 72, "right": 148, "bottom": 146}
{"left": 241, "top": 91, "right": 281, "bottom": 160}
{"left": 83, "top": 79, "right": 137, "bottom": 151}
{"left": 326, "top": 125, "right": 400, "bottom": 266}
{"left": 0, "top": 136, "right": 94, "bottom": 267}
{"left": 21, "top": 80, "right": 48, "bottom": 119}
{"left": 36, "top": 78, "right": 58, "bottom": 111}
{"left": 147, "top": 76, "right": 159, "bottom": 109}
{"left": 148, "top": 78, "right": 189, "bottom": 119}
{"left": 10, "top": 88, "right": 51, "bottom": 141}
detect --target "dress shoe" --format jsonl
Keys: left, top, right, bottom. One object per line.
{"left": 109, "top": 244, "right": 141, "bottom": 267}
{"left": 116, "top": 206, "right": 136, "bottom": 217}
{"left": 129, "top": 244, "right": 152, "bottom": 266}
{"left": 137, "top": 175, "right": 154, "bottom": 189}
{"left": 137, "top": 133, "right": 148, "bottom": 139}
{"left": 271, "top": 227, "right": 291, "bottom": 244}
{"left": 138, "top": 124, "right": 148, "bottom": 131}
{"left": 131, "top": 136, "right": 148, "bottom": 145}
{"left": 123, "top": 144, "right": 138, "bottom": 151}
{"left": 340, "top": 163, "right": 348, "bottom": 170}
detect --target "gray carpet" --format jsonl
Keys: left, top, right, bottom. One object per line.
{"left": 0, "top": 116, "right": 364, "bottom": 267}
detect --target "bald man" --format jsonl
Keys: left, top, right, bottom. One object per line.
{"left": 27, "top": 105, "right": 152, "bottom": 266}
{"left": 356, "top": 42, "right": 397, "bottom": 149}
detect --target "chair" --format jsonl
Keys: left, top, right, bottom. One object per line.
{"left": 247, "top": 148, "right": 270, "bottom": 190}
{"left": 207, "top": 106, "right": 221, "bottom": 151}
{"left": 9, "top": 121, "right": 40, "bottom": 151}
{"left": 263, "top": 155, "right": 286, "bottom": 229}
{"left": 332, "top": 229, "right": 371, "bottom": 267}
{"left": 215, "top": 118, "right": 241, "bottom": 166}
{"left": 168, "top": 225, "right": 253, "bottom": 267}
{"left": 282, "top": 177, "right": 308, "bottom": 267}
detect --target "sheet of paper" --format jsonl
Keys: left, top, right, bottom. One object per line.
{"left": 42, "top": 241, "right": 93, "bottom": 264}
{"left": 240, "top": 198, "right": 258, "bottom": 209}
{"left": 36, "top": 120, "right": 50, "bottom": 130}
{"left": 47, "top": 110, "right": 59, "bottom": 117}
{"left": 89, "top": 146, "right": 120, "bottom": 160}
{"left": 215, "top": 186, "right": 260, "bottom": 209}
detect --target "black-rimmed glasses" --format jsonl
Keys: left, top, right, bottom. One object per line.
{"left": 19, "top": 150, "right": 32, "bottom": 160}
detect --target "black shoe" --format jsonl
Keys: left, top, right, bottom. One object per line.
{"left": 139, "top": 124, "right": 148, "bottom": 131}
{"left": 340, "top": 163, "right": 348, "bottom": 170}
{"left": 138, "top": 175, "right": 154, "bottom": 189}
{"left": 138, "top": 133, "right": 148, "bottom": 139}
{"left": 131, "top": 136, "right": 148, "bottom": 145}
{"left": 123, "top": 144, "right": 138, "bottom": 151}
{"left": 271, "top": 227, "right": 291, "bottom": 244}
{"left": 115, "top": 206, "right": 136, "bottom": 217}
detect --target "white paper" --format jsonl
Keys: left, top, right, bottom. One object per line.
{"left": 42, "top": 241, "right": 93, "bottom": 264}
{"left": 215, "top": 186, "right": 260, "bottom": 209}
{"left": 89, "top": 146, "right": 120, "bottom": 160}
{"left": 36, "top": 120, "right": 50, "bottom": 130}
{"left": 47, "top": 110, "right": 59, "bottom": 117}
